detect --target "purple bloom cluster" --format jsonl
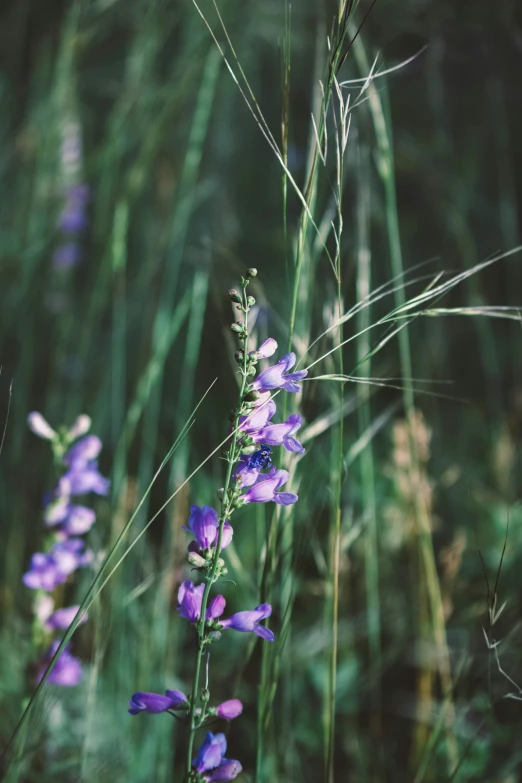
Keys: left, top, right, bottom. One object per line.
{"left": 52, "top": 119, "right": 89, "bottom": 271}
{"left": 25, "top": 412, "right": 109, "bottom": 686}
{"left": 127, "top": 276, "right": 307, "bottom": 780}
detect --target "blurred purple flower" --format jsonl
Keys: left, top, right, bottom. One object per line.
{"left": 59, "top": 465, "right": 110, "bottom": 497}
{"left": 250, "top": 352, "right": 307, "bottom": 393}
{"left": 44, "top": 499, "right": 96, "bottom": 535}
{"left": 241, "top": 468, "right": 297, "bottom": 506}
{"left": 216, "top": 699, "right": 243, "bottom": 720}
{"left": 129, "top": 689, "right": 188, "bottom": 715}
{"left": 219, "top": 603, "right": 274, "bottom": 642}
{"left": 58, "top": 185, "right": 89, "bottom": 233}
{"left": 23, "top": 539, "right": 91, "bottom": 590}
{"left": 45, "top": 605, "right": 87, "bottom": 631}
{"left": 37, "top": 641, "right": 83, "bottom": 687}
{"left": 53, "top": 243, "right": 83, "bottom": 270}
{"left": 65, "top": 435, "right": 102, "bottom": 467}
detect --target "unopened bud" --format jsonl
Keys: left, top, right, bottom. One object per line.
{"left": 244, "top": 390, "right": 260, "bottom": 401}
{"left": 217, "top": 558, "right": 225, "bottom": 568}
{"left": 246, "top": 268, "right": 257, "bottom": 278}
{"left": 247, "top": 365, "right": 257, "bottom": 376}
{"left": 201, "top": 688, "right": 210, "bottom": 703}
{"left": 231, "top": 322, "right": 243, "bottom": 333}
{"left": 234, "top": 351, "right": 244, "bottom": 363}
{"left": 241, "top": 444, "right": 257, "bottom": 455}
{"left": 227, "top": 289, "right": 242, "bottom": 304}
{"left": 247, "top": 295, "right": 256, "bottom": 307}
{"left": 216, "top": 488, "right": 224, "bottom": 499}
{"left": 188, "top": 552, "right": 206, "bottom": 568}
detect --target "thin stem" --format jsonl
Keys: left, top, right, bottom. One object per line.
{"left": 185, "top": 285, "right": 251, "bottom": 778}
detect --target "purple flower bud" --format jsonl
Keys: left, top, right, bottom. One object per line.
{"left": 177, "top": 580, "right": 205, "bottom": 623}
{"left": 194, "top": 732, "right": 227, "bottom": 773}
{"left": 206, "top": 759, "right": 243, "bottom": 781}
{"left": 128, "top": 689, "right": 187, "bottom": 715}
{"left": 207, "top": 595, "right": 226, "bottom": 620}
{"left": 37, "top": 642, "right": 83, "bottom": 687}
{"left": 220, "top": 603, "right": 274, "bottom": 641}
{"left": 255, "top": 338, "right": 278, "bottom": 359}
{"left": 250, "top": 352, "right": 307, "bottom": 393}
{"left": 45, "top": 605, "right": 87, "bottom": 631}
{"left": 183, "top": 506, "right": 218, "bottom": 549}
{"left": 216, "top": 699, "right": 243, "bottom": 720}
{"left": 27, "top": 412, "right": 56, "bottom": 440}
{"left": 220, "top": 522, "right": 234, "bottom": 549}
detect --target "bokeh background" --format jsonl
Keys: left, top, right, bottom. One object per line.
{"left": 1, "top": 0, "right": 522, "bottom": 781}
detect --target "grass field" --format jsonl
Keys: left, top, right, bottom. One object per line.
{"left": 1, "top": 1, "right": 521, "bottom": 781}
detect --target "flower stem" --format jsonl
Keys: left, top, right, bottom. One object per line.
{"left": 185, "top": 283, "right": 251, "bottom": 778}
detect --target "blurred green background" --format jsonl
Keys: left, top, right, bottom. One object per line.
{"left": 1, "top": 0, "right": 522, "bottom": 781}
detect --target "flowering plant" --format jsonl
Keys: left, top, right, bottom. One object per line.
{"left": 24, "top": 413, "right": 109, "bottom": 685}
{"left": 128, "top": 270, "right": 307, "bottom": 780}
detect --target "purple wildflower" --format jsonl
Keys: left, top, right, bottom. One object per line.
{"left": 250, "top": 352, "right": 307, "bottom": 393}
{"left": 129, "top": 689, "right": 188, "bottom": 715}
{"left": 37, "top": 641, "right": 83, "bottom": 687}
{"left": 27, "top": 412, "right": 56, "bottom": 440}
{"left": 216, "top": 699, "right": 243, "bottom": 720}
{"left": 194, "top": 732, "right": 242, "bottom": 780}
{"left": 253, "top": 413, "right": 305, "bottom": 454}
{"left": 241, "top": 468, "right": 297, "bottom": 506}
{"left": 45, "top": 605, "right": 88, "bottom": 631}
{"left": 239, "top": 400, "right": 276, "bottom": 434}
{"left": 220, "top": 603, "right": 274, "bottom": 642}
{"left": 177, "top": 581, "right": 226, "bottom": 624}
{"left": 184, "top": 506, "right": 233, "bottom": 554}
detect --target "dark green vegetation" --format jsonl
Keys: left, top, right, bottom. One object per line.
{"left": 1, "top": 0, "right": 521, "bottom": 781}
